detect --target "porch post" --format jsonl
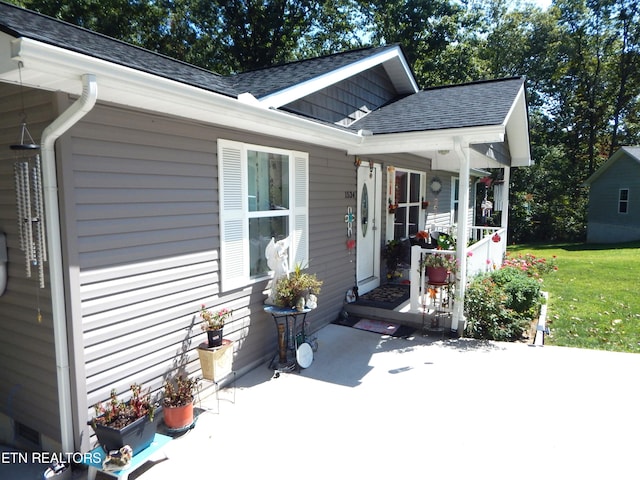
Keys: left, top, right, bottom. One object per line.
{"left": 452, "top": 139, "right": 470, "bottom": 336}
{"left": 500, "top": 166, "right": 511, "bottom": 260}
{"left": 501, "top": 166, "right": 511, "bottom": 233}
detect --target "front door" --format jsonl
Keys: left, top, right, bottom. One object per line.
{"left": 357, "top": 163, "right": 381, "bottom": 294}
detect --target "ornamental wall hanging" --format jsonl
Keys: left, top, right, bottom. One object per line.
{"left": 13, "top": 148, "right": 47, "bottom": 289}
{"left": 11, "top": 61, "right": 47, "bottom": 289}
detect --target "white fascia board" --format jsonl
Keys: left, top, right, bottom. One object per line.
{"left": 9, "top": 38, "right": 362, "bottom": 149}
{"left": 347, "top": 125, "right": 505, "bottom": 156}
{"left": 257, "top": 45, "right": 419, "bottom": 109}
{"left": 503, "top": 83, "right": 532, "bottom": 167}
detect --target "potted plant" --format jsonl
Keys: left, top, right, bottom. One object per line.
{"left": 382, "top": 239, "right": 404, "bottom": 281}
{"left": 200, "top": 304, "right": 232, "bottom": 347}
{"left": 420, "top": 252, "right": 457, "bottom": 284}
{"left": 89, "top": 384, "right": 160, "bottom": 456}
{"left": 274, "top": 263, "right": 322, "bottom": 311}
{"left": 435, "top": 232, "right": 455, "bottom": 251}
{"left": 162, "top": 375, "right": 199, "bottom": 430}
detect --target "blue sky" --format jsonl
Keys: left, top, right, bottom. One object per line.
{"left": 531, "top": 0, "right": 553, "bottom": 9}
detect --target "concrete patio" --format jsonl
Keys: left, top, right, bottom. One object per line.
{"left": 4, "top": 323, "right": 639, "bottom": 479}
{"left": 142, "top": 323, "right": 638, "bottom": 479}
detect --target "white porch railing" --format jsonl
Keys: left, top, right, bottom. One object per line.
{"left": 409, "top": 227, "right": 507, "bottom": 314}
{"left": 466, "top": 227, "right": 507, "bottom": 277}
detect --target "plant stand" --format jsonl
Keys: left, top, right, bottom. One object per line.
{"left": 422, "top": 280, "right": 454, "bottom": 339}
{"left": 197, "top": 340, "right": 236, "bottom": 414}
{"left": 197, "top": 339, "right": 234, "bottom": 382}
{"left": 264, "top": 305, "right": 312, "bottom": 376}
{"left": 82, "top": 433, "right": 171, "bottom": 480}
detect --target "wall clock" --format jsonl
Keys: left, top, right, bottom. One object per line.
{"left": 430, "top": 177, "right": 442, "bottom": 194}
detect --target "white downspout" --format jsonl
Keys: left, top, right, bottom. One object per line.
{"left": 40, "top": 74, "right": 97, "bottom": 452}
{"left": 452, "top": 138, "right": 470, "bottom": 336}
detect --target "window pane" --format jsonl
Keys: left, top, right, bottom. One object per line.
{"left": 409, "top": 173, "right": 421, "bottom": 203}
{"left": 619, "top": 202, "right": 628, "bottom": 213}
{"left": 408, "top": 206, "right": 419, "bottom": 235}
{"left": 249, "top": 216, "right": 288, "bottom": 277}
{"left": 394, "top": 206, "right": 407, "bottom": 239}
{"left": 620, "top": 189, "right": 629, "bottom": 201}
{"left": 395, "top": 171, "right": 407, "bottom": 203}
{"left": 248, "top": 150, "right": 289, "bottom": 212}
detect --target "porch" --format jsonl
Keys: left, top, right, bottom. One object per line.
{"left": 344, "top": 226, "right": 507, "bottom": 335}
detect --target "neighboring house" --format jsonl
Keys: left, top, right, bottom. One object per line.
{"left": 0, "top": 1, "right": 531, "bottom": 455}
{"left": 584, "top": 146, "right": 640, "bottom": 243}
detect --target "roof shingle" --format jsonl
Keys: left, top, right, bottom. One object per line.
{"left": 350, "top": 77, "right": 525, "bottom": 134}
{"left": 230, "top": 45, "right": 398, "bottom": 98}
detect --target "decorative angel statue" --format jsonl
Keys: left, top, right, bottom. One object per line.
{"left": 265, "top": 236, "right": 290, "bottom": 304}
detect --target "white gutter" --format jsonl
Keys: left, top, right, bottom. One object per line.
{"left": 40, "top": 74, "right": 98, "bottom": 452}
{"left": 347, "top": 125, "right": 505, "bottom": 156}
{"left": 12, "top": 38, "right": 362, "bottom": 150}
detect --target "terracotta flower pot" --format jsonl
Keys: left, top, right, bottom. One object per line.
{"left": 163, "top": 401, "right": 194, "bottom": 430}
{"left": 427, "top": 266, "right": 449, "bottom": 284}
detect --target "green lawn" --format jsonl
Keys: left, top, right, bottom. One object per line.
{"left": 507, "top": 242, "right": 640, "bottom": 353}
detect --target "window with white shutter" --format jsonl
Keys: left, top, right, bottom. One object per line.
{"left": 218, "top": 139, "right": 309, "bottom": 292}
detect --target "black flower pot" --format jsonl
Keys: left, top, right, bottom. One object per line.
{"left": 92, "top": 406, "right": 162, "bottom": 456}
{"left": 207, "top": 328, "right": 223, "bottom": 348}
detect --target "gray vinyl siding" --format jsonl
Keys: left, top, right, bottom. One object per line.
{"left": 55, "top": 104, "right": 358, "bottom": 450}
{"left": 284, "top": 66, "right": 398, "bottom": 126}
{"left": 0, "top": 87, "right": 447, "bottom": 454}
{"left": 0, "top": 85, "right": 60, "bottom": 444}
{"left": 587, "top": 154, "right": 640, "bottom": 243}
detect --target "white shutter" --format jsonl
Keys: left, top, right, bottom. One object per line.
{"left": 218, "top": 139, "right": 248, "bottom": 291}
{"left": 291, "top": 151, "right": 309, "bottom": 268}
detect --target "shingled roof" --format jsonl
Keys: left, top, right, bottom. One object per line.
{"left": 0, "top": 1, "right": 406, "bottom": 102}
{"left": 0, "top": 1, "right": 239, "bottom": 97}
{"left": 0, "top": 1, "right": 529, "bottom": 158}
{"left": 584, "top": 146, "right": 640, "bottom": 185}
{"left": 350, "top": 77, "right": 526, "bottom": 134}
{"left": 230, "top": 45, "right": 401, "bottom": 98}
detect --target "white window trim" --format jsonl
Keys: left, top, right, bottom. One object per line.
{"left": 218, "top": 139, "right": 309, "bottom": 292}
{"left": 389, "top": 167, "right": 425, "bottom": 240}
{"left": 619, "top": 188, "right": 629, "bottom": 214}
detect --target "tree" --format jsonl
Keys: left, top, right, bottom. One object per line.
{"left": 9, "top": 0, "right": 640, "bottom": 242}
{"left": 357, "top": 0, "right": 475, "bottom": 86}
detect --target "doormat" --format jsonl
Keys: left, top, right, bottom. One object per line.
{"left": 333, "top": 313, "right": 416, "bottom": 339}
{"left": 355, "top": 284, "right": 410, "bottom": 309}
{"left": 352, "top": 318, "right": 399, "bottom": 335}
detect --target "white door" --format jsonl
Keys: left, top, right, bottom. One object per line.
{"left": 356, "top": 163, "right": 381, "bottom": 294}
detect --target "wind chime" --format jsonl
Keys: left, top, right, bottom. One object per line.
{"left": 10, "top": 62, "right": 47, "bottom": 322}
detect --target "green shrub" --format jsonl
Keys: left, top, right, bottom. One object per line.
{"left": 464, "top": 267, "right": 543, "bottom": 341}
{"left": 490, "top": 267, "right": 541, "bottom": 314}
{"left": 464, "top": 275, "right": 531, "bottom": 341}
